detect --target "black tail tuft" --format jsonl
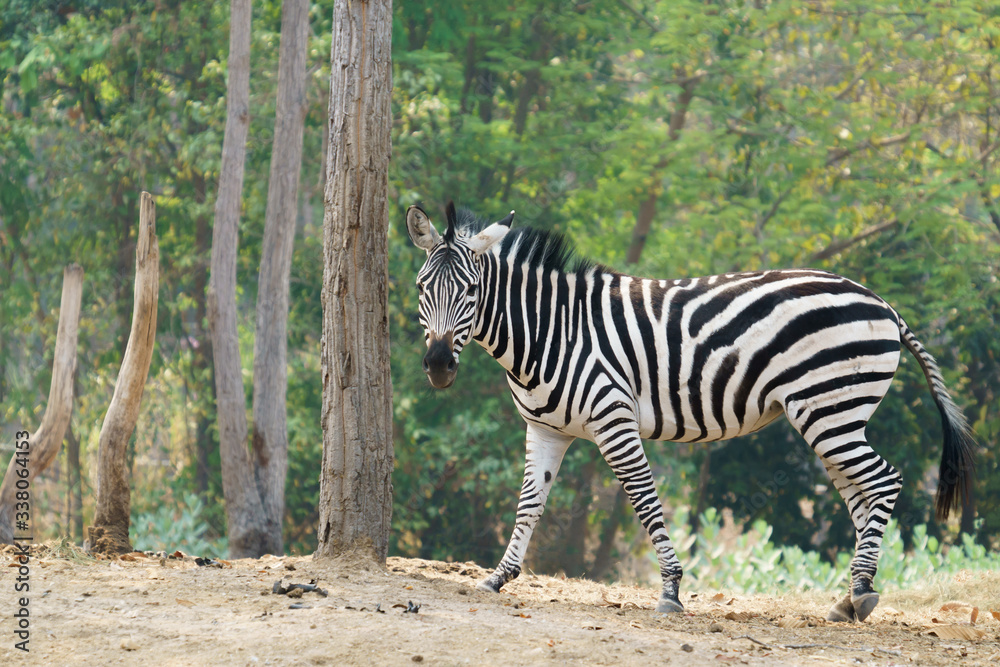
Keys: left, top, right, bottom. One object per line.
{"left": 897, "top": 315, "right": 977, "bottom": 522}
{"left": 934, "top": 400, "right": 977, "bottom": 521}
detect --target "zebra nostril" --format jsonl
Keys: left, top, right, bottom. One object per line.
{"left": 447, "top": 359, "right": 457, "bottom": 373}
{"left": 422, "top": 358, "right": 430, "bottom": 373}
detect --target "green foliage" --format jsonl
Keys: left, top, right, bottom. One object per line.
{"left": 131, "top": 492, "right": 229, "bottom": 557}
{"left": 673, "top": 508, "right": 1000, "bottom": 594}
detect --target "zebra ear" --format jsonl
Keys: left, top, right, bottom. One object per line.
{"left": 466, "top": 221, "right": 511, "bottom": 256}
{"left": 406, "top": 205, "right": 441, "bottom": 252}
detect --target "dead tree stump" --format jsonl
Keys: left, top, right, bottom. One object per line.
{"left": 0, "top": 264, "right": 84, "bottom": 544}
{"left": 89, "top": 191, "right": 160, "bottom": 556}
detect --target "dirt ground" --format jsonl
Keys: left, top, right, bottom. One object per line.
{"left": 2, "top": 544, "right": 999, "bottom": 666}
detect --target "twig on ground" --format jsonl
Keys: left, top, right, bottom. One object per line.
{"left": 736, "top": 635, "right": 773, "bottom": 650}
{"left": 734, "top": 636, "right": 902, "bottom": 657}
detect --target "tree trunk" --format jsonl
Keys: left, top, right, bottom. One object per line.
{"left": 66, "top": 423, "right": 83, "bottom": 544}
{"left": 89, "top": 192, "right": 159, "bottom": 556}
{"left": 588, "top": 488, "right": 627, "bottom": 580}
{"left": 207, "top": 0, "right": 270, "bottom": 558}
{"left": 688, "top": 444, "right": 714, "bottom": 555}
{"left": 112, "top": 186, "right": 137, "bottom": 357}
{"left": 625, "top": 79, "right": 697, "bottom": 264}
{"left": 250, "top": 0, "right": 310, "bottom": 557}
{"left": 192, "top": 170, "right": 215, "bottom": 497}
{"left": 0, "top": 264, "right": 83, "bottom": 544}
{"left": 561, "top": 454, "right": 595, "bottom": 578}
{"left": 315, "top": 0, "right": 394, "bottom": 562}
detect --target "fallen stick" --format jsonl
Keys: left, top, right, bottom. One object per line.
{"left": 735, "top": 636, "right": 902, "bottom": 657}
{"left": 736, "top": 635, "right": 773, "bottom": 650}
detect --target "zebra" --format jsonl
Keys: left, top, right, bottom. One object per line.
{"left": 405, "top": 201, "right": 976, "bottom": 623}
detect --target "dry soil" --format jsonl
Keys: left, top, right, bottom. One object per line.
{"left": 2, "top": 544, "right": 998, "bottom": 666}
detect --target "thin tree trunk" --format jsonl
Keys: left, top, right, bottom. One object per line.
{"left": 180, "top": 29, "right": 215, "bottom": 498}
{"left": 562, "top": 454, "right": 595, "bottom": 578}
{"left": 688, "top": 444, "right": 713, "bottom": 554}
{"left": 207, "top": 0, "right": 269, "bottom": 558}
{"left": 89, "top": 192, "right": 160, "bottom": 556}
{"left": 112, "top": 187, "right": 136, "bottom": 357}
{"left": 499, "top": 20, "right": 548, "bottom": 203}
{"left": 0, "top": 264, "right": 83, "bottom": 544}
{"left": 315, "top": 0, "right": 394, "bottom": 562}
{"left": 625, "top": 79, "right": 697, "bottom": 264}
{"left": 251, "top": 0, "right": 310, "bottom": 556}
{"left": 66, "top": 423, "right": 83, "bottom": 544}
{"left": 588, "top": 488, "right": 627, "bottom": 580}
{"left": 192, "top": 171, "right": 215, "bottom": 496}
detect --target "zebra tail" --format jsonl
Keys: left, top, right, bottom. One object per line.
{"left": 897, "top": 316, "right": 977, "bottom": 521}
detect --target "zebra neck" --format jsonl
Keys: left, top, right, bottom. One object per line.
{"left": 472, "top": 249, "right": 579, "bottom": 387}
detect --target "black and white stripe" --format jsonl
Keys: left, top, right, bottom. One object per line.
{"left": 406, "top": 204, "right": 976, "bottom": 622}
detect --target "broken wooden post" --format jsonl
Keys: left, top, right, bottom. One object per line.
{"left": 89, "top": 191, "right": 160, "bottom": 556}
{"left": 0, "top": 264, "right": 84, "bottom": 544}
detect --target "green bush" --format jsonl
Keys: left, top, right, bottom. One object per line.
{"left": 131, "top": 492, "right": 229, "bottom": 557}
{"left": 664, "top": 508, "right": 1000, "bottom": 593}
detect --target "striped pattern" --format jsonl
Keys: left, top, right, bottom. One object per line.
{"left": 417, "top": 244, "right": 478, "bottom": 353}
{"left": 409, "top": 211, "right": 975, "bottom": 621}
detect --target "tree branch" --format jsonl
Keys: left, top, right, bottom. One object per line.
{"left": 617, "top": 0, "right": 660, "bottom": 32}
{"left": 756, "top": 132, "right": 911, "bottom": 239}
{"left": 810, "top": 219, "right": 898, "bottom": 262}
{"left": 825, "top": 131, "right": 911, "bottom": 167}
{"left": 976, "top": 138, "right": 1000, "bottom": 164}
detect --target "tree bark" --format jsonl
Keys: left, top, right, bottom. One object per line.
{"left": 315, "top": 0, "right": 394, "bottom": 562}
{"left": 208, "top": 0, "right": 270, "bottom": 558}
{"left": 89, "top": 192, "right": 159, "bottom": 556}
{"left": 250, "top": 0, "right": 310, "bottom": 556}
{"left": 0, "top": 264, "right": 83, "bottom": 544}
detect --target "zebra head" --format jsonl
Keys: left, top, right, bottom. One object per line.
{"left": 406, "top": 202, "right": 513, "bottom": 388}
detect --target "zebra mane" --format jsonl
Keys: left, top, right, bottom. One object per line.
{"left": 452, "top": 207, "right": 599, "bottom": 275}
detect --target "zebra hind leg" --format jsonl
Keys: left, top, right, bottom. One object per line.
{"left": 592, "top": 413, "right": 684, "bottom": 613}
{"left": 821, "top": 462, "right": 876, "bottom": 622}
{"left": 809, "top": 429, "right": 902, "bottom": 623}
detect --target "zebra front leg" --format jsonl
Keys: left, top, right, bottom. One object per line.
{"left": 592, "top": 414, "right": 685, "bottom": 613}
{"left": 478, "top": 424, "right": 574, "bottom": 593}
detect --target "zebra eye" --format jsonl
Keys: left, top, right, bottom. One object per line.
{"left": 416, "top": 282, "right": 425, "bottom": 294}
{"left": 466, "top": 284, "right": 478, "bottom": 297}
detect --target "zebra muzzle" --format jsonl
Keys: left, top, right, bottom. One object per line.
{"left": 423, "top": 335, "right": 457, "bottom": 388}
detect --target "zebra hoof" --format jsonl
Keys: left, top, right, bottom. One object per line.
{"left": 655, "top": 597, "right": 684, "bottom": 614}
{"left": 826, "top": 594, "right": 857, "bottom": 623}
{"left": 476, "top": 576, "right": 502, "bottom": 594}
{"left": 852, "top": 591, "right": 879, "bottom": 623}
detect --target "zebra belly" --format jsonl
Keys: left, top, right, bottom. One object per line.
{"left": 634, "top": 394, "right": 784, "bottom": 443}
